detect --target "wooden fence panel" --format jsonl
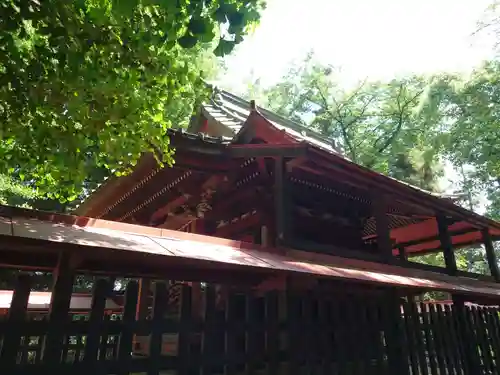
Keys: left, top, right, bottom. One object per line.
{"left": 265, "top": 291, "right": 279, "bottom": 375}
{"left": 428, "top": 304, "right": 447, "bottom": 375}
{"left": 0, "top": 274, "right": 31, "bottom": 368}
{"left": 482, "top": 307, "right": 500, "bottom": 373}
{"left": 3, "top": 272, "right": 500, "bottom": 375}
{"left": 147, "top": 281, "right": 168, "bottom": 375}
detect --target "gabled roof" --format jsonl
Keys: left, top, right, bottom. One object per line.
{"left": 192, "top": 88, "right": 343, "bottom": 156}
{"left": 193, "top": 88, "right": 462, "bottom": 201}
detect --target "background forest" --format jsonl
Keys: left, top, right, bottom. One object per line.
{"left": 1, "top": 0, "right": 499, "bottom": 291}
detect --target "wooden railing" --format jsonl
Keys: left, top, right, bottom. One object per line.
{"left": 0, "top": 274, "right": 500, "bottom": 374}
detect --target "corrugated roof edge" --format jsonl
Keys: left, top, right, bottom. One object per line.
{"left": 210, "top": 88, "right": 342, "bottom": 151}
{"left": 3, "top": 204, "right": 500, "bottom": 297}
{"left": 166, "top": 128, "right": 233, "bottom": 144}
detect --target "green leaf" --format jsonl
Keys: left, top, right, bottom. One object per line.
{"left": 213, "top": 39, "right": 235, "bottom": 57}
{"left": 188, "top": 17, "right": 207, "bottom": 35}
{"left": 0, "top": 0, "right": 264, "bottom": 202}
{"left": 178, "top": 34, "right": 198, "bottom": 49}
{"left": 213, "top": 7, "right": 227, "bottom": 23}
{"left": 227, "top": 10, "right": 244, "bottom": 27}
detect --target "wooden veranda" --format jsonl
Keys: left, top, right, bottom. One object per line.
{"left": 1, "top": 206, "right": 500, "bottom": 374}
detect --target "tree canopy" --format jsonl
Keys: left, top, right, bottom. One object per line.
{"left": 248, "top": 54, "right": 445, "bottom": 192}
{"left": 0, "top": 0, "right": 265, "bottom": 201}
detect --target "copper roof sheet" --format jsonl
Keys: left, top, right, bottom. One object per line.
{"left": 1, "top": 206, "right": 500, "bottom": 298}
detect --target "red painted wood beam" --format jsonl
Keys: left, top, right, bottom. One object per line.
{"left": 200, "top": 118, "right": 209, "bottom": 133}
{"left": 205, "top": 188, "right": 262, "bottom": 221}
{"left": 245, "top": 111, "right": 300, "bottom": 144}
{"left": 307, "top": 147, "right": 500, "bottom": 231}
{"left": 149, "top": 175, "right": 224, "bottom": 224}
{"left": 227, "top": 143, "right": 307, "bottom": 158}
{"left": 174, "top": 151, "right": 231, "bottom": 173}
{"left": 213, "top": 212, "right": 261, "bottom": 238}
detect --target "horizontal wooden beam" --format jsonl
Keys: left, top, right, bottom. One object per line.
{"left": 308, "top": 148, "right": 500, "bottom": 231}
{"left": 414, "top": 236, "right": 500, "bottom": 255}
{"left": 149, "top": 175, "right": 223, "bottom": 224}
{"left": 227, "top": 144, "right": 307, "bottom": 158}
{"left": 212, "top": 212, "right": 262, "bottom": 238}
{"left": 288, "top": 238, "right": 383, "bottom": 263}
{"left": 403, "top": 261, "right": 495, "bottom": 282}
{"left": 82, "top": 263, "right": 266, "bottom": 286}
{"left": 394, "top": 226, "right": 479, "bottom": 249}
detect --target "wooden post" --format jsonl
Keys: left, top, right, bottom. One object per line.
{"left": 372, "top": 195, "right": 393, "bottom": 261}
{"left": 261, "top": 225, "right": 269, "bottom": 247}
{"left": 108, "top": 276, "right": 116, "bottom": 293}
{"left": 136, "top": 278, "right": 151, "bottom": 321}
{"left": 0, "top": 274, "right": 31, "bottom": 367}
{"left": 398, "top": 245, "right": 407, "bottom": 262}
{"left": 117, "top": 281, "right": 139, "bottom": 375}
{"left": 43, "top": 251, "right": 76, "bottom": 363}
{"left": 452, "top": 295, "right": 480, "bottom": 375}
{"left": 274, "top": 157, "right": 289, "bottom": 247}
{"left": 149, "top": 282, "right": 169, "bottom": 375}
{"left": 436, "top": 215, "right": 457, "bottom": 276}
{"left": 383, "top": 289, "right": 410, "bottom": 375}
{"left": 482, "top": 229, "right": 500, "bottom": 282}
{"left": 84, "top": 279, "right": 109, "bottom": 367}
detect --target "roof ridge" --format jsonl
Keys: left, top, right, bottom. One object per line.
{"left": 215, "top": 89, "right": 337, "bottom": 148}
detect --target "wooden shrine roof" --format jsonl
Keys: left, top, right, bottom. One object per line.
{"left": 1, "top": 205, "right": 500, "bottom": 299}
{"left": 75, "top": 88, "right": 500, "bottom": 256}
{"left": 192, "top": 87, "right": 462, "bottom": 202}
{"left": 194, "top": 88, "right": 343, "bottom": 156}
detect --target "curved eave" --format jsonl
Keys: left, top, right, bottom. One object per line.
{"left": 2, "top": 205, "right": 500, "bottom": 298}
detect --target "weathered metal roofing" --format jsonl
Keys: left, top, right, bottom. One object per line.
{"left": 2, "top": 206, "right": 500, "bottom": 298}
{"left": 194, "top": 89, "right": 343, "bottom": 156}
{"left": 195, "top": 88, "right": 467, "bottom": 201}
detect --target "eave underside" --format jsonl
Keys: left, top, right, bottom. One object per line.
{"left": 77, "top": 146, "right": 500, "bottom": 258}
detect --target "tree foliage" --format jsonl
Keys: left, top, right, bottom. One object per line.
{"left": 0, "top": 0, "right": 264, "bottom": 201}
{"left": 0, "top": 174, "right": 37, "bottom": 208}
{"left": 251, "top": 54, "right": 445, "bottom": 192}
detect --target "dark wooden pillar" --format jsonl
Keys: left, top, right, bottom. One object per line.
{"left": 372, "top": 195, "right": 393, "bottom": 261}
{"left": 384, "top": 289, "right": 410, "bottom": 375}
{"left": 482, "top": 229, "right": 500, "bottom": 281}
{"left": 0, "top": 274, "right": 31, "bottom": 367}
{"left": 261, "top": 225, "right": 269, "bottom": 247}
{"left": 436, "top": 214, "right": 457, "bottom": 276}
{"left": 398, "top": 245, "right": 407, "bottom": 262}
{"left": 106, "top": 275, "right": 116, "bottom": 294}
{"left": 43, "top": 251, "right": 76, "bottom": 362}
{"left": 136, "top": 278, "right": 151, "bottom": 321}
{"left": 274, "top": 157, "right": 290, "bottom": 247}
{"left": 452, "top": 295, "right": 480, "bottom": 375}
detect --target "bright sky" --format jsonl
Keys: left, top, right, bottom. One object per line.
{"left": 220, "top": 0, "right": 496, "bottom": 93}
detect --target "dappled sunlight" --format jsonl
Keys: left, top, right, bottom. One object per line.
{"left": 151, "top": 236, "right": 274, "bottom": 268}
{"left": 3, "top": 209, "right": 500, "bottom": 298}
{"left": 12, "top": 218, "right": 172, "bottom": 255}
{"left": 0, "top": 216, "right": 11, "bottom": 236}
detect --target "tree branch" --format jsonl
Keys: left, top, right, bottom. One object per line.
{"left": 374, "top": 84, "right": 424, "bottom": 155}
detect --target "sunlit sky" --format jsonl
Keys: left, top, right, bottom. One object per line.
{"left": 219, "top": 0, "right": 496, "bottom": 93}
